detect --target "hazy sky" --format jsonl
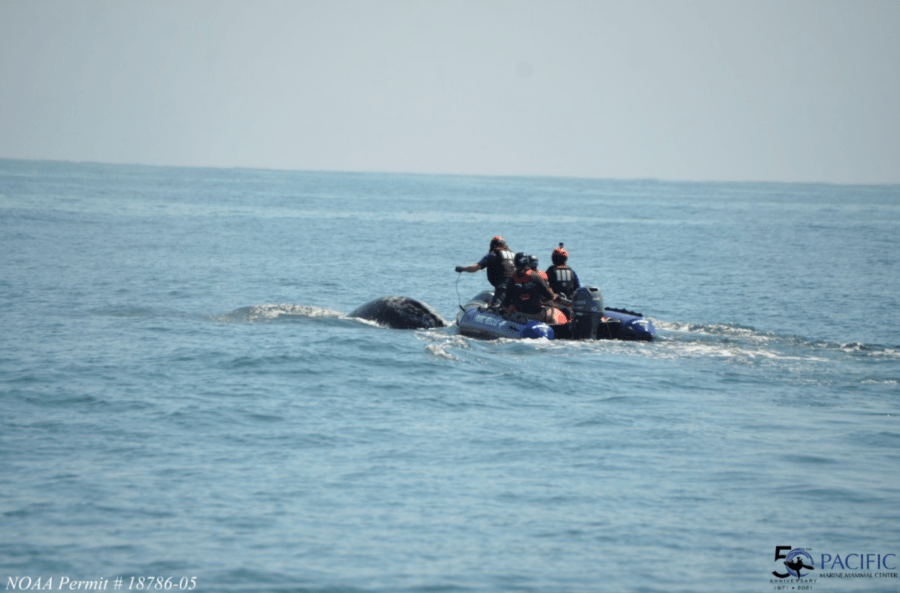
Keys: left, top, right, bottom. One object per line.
{"left": 2, "top": 1, "right": 898, "bottom": 184}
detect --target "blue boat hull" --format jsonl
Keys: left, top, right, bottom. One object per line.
{"left": 457, "top": 306, "right": 555, "bottom": 340}
{"left": 455, "top": 289, "right": 655, "bottom": 342}
{"left": 600, "top": 307, "right": 656, "bottom": 341}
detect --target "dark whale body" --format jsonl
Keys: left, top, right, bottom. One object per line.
{"left": 348, "top": 296, "right": 447, "bottom": 330}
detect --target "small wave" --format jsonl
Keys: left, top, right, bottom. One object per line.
{"left": 655, "top": 319, "right": 762, "bottom": 339}
{"left": 425, "top": 342, "right": 461, "bottom": 361}
{"left": 839, "top": 342, "right": 900, "bottom": 359}
{"left": 418, "top": 332, "right": 469, "bottom": 361}
{"left": 212, "top": 303, "right": 344, "bottom": 323}
{"left": 861, "top": 377, "right": 899, "bottom": 385}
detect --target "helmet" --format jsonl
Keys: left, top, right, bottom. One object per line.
{"left": 552, "top": 242, "right": 568, "bottom": 265}
{"left": 490, "top": 236, "right": 506, "bottom": 250}
{"left": 513, "top": 252, "right": 530, "bottom": 269}
{"left": 528, "top": 255, "right": 538, "bottom": 270}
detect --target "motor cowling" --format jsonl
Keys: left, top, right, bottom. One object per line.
{"left": 572, "top": 286, "right": 605, "bottom": 340}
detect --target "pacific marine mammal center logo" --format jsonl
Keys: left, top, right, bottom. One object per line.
{"left": 771, "top": 545, "right": 898, "bottom": 586}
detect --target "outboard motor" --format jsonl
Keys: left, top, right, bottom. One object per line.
{"left": 572, "top": 287, "right": 605, "bottom": 340}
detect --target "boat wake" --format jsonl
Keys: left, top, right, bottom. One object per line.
{"left": 652, "top": 319, "right": 900, "bottom": 369}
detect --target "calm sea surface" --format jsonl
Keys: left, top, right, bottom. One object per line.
{"left": 2, "top": 160, "right": 899, "bottom": 592}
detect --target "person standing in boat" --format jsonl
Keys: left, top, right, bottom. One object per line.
{"left": 489, "top": 252, "right": 567, "bottom": 324}
{"left": 545, "top": 243, "right": 581, "bottom": 299}
{"left": 455, "top": 236, "right": 515, "bottom": 288}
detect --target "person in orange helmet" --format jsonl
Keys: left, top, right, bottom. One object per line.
{"left": 545, "top": 243, "right": 581, "bottom": 299}
{"left": 455, "top": 236, "right": 515, "bottom": 288}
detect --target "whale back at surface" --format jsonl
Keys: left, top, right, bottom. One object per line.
{"left": 348, "top": 296, "right": 448, "bottom": 330}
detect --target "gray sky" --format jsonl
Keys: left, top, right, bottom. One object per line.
{"left": 2, "top": 0, "right": 898, "bottom": 184}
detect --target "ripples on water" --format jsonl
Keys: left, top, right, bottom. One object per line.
{"left": 2, "top": 161, "right": 899, "bottom": 592}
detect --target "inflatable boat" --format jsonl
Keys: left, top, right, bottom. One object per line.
{"left": 456, "top": 286, "right": 655, "bottom": 342}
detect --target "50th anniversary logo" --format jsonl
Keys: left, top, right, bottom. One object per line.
{"left": 770, "top": 545, "right": 897, "bottom": 590}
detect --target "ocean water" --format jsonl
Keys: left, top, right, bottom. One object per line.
{"left": 1, "top": 159, "right": 898, "bottom": 593}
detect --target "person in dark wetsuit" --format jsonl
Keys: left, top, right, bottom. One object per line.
{"left": 455, "top": 236, "right": 515, "bottom": 288}
{"left": 489, "top": 252, "right": 567, "bottom": 324}
{"left": 528, "top": 254, "right": 548, "bottom": 281}
{"left": 545, "top": 243, "right": 581, "bottom": 299}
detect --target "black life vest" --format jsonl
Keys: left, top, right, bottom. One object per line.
{"left": 508, "top": 269, "right": 553, "bottom": 314}
{"left": 487, "top": 249, "right": 515, "bottom": 287}
{"left": 547, "top": 265, "right": 577, "bottom": 298}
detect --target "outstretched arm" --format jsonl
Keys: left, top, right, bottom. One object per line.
{"left": 455, "top": 264, "right": 482, "bottom": 273}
